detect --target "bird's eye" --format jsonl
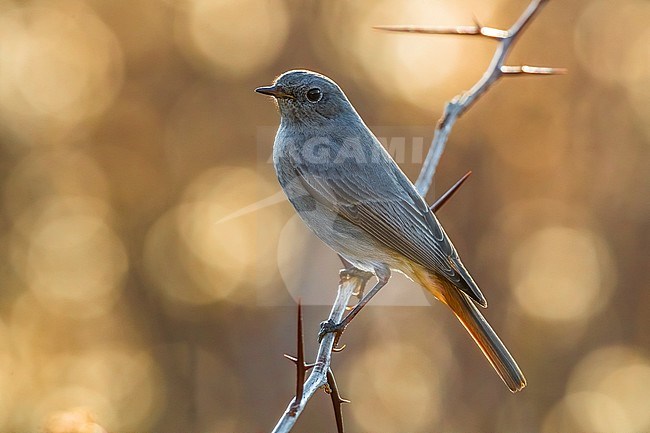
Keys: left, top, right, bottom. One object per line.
{"left": 306, "top": 88, "right": 322, "bottom": 102}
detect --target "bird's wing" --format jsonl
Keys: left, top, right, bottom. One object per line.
{"left": 290, "top": 153, "right": 487, "bottom": 307}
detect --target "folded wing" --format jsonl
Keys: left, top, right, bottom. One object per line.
{"left": 291, "top": 152, "right": 487, "bottom": 307}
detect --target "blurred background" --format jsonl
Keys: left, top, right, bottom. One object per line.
{"left": 0, "top": 0, "right": 648, "bottom": 431}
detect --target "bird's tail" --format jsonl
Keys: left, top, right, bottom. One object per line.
{"left": 416, "top": 271, "right": 526, "bottom": 392}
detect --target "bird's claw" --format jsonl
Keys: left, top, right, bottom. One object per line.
{"left": 352, "top": 288, "right": 365, "bottom": 301}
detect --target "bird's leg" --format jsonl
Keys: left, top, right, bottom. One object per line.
{"left": 318, "top": 268, "right": 391, "bottom": 342}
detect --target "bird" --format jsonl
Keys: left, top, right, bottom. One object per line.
{"left": 256, "top": 69, "right": 526, "bottom": 392}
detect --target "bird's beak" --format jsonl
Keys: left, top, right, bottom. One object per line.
{"left": 255, "top": 85, "right": 294, "bottom": 100}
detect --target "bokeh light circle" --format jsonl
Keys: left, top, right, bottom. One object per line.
{"left": 174, "top": 0, "right": 290, "bottom": 78}
{"left": 144, "top": 167, "right": 283, "bottom": 307}
{"left": 509, "top": 226, "right": 615, "bottom": 322}
{"left": 0, "top": 1, "right": 124, "bottom": 140}
{"left": 3, "top": 150, "right": 110, "bottom": 227}
{"left": 542, "top": 346, "right": 650, "bottom": 433}
{"left": 321, "top": 0, "right": 507, "bottom": 107}
{"left": 574, "top": 0, "right": 650, "bottom": 86}
{"left": 10, "top": 197, "right": 127, "bottom": 319}
{"left": 345, "top": 341, "right": 442, "bottom": 432}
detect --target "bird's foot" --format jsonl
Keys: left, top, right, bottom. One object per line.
{"left": 318, "top": 319, "right": 347, "bottom": 345}
{"left": 340, "top": 268, "right": 373, "bottom": 300}
{"left": 339, "top": 267, "right": 373, "bottom": 283}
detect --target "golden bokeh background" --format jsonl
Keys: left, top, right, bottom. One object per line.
{"left": 0, "top": 0, "right": 648, "bottom": 431}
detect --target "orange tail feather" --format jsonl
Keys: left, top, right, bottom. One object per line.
{"left": 418, "top": 272, "right": 526, "bottom": 392}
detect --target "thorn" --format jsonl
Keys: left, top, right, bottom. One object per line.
{"left": 374, "top": 24, "right": 508, "bottom": 40}
{"left": 289, "top": 300, "right": 307, "bottom": 413}
{"left": 327, "top": 369, "right": 349, "bottom": 433}
{"left": 283, "top": 353, "right": 298, "bottom": 362}
{"left": 430, "top": 171, "right": 472, "bottom": 212}
{"left": 332, "top": 344, "right": 347, "bottom": 353}
{"left": 283, "top": 354, "right": 315, "bottom": 369}
{"left": 373, "top": 24, "right": 481, "bottom": 36}
{"left": 471, "top": 14, "right": 482, "bottom": 29}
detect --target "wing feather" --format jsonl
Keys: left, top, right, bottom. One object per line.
{"left": 292, "top": 154, "right": 487, "bottom": 307}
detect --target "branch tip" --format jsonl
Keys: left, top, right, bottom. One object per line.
{"left": 414, "top": 0, "right": 562, "bottom": 193}
{"left": 508, "top": 0, "right": 548, "bottom": 36}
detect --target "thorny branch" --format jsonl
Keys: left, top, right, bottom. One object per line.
{"left": 271, "top": 1, "right": 563, "bottom": 431}
{"left": 376, "top": 0, "right": 565, "bottom": 195}
{"left": 272, "top": 278, "right": 358, "bottom": 433}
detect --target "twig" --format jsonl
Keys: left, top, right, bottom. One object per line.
{"left": 271, "top": 1, "right": 562, "bottom": 431}
{"left": 376, "top": 0, "right": 564, "bottom": 195}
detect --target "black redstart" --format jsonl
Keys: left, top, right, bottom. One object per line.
{"left": 257, "top": 69, "right": 526, "bottom": 392}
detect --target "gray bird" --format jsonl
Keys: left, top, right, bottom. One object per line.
{"left": 256, "top": 69, "right": 526, "bottom": 392}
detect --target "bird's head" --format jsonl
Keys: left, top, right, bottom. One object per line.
{"left": 256, "top": 70, "right": 354, "bottom": 125}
